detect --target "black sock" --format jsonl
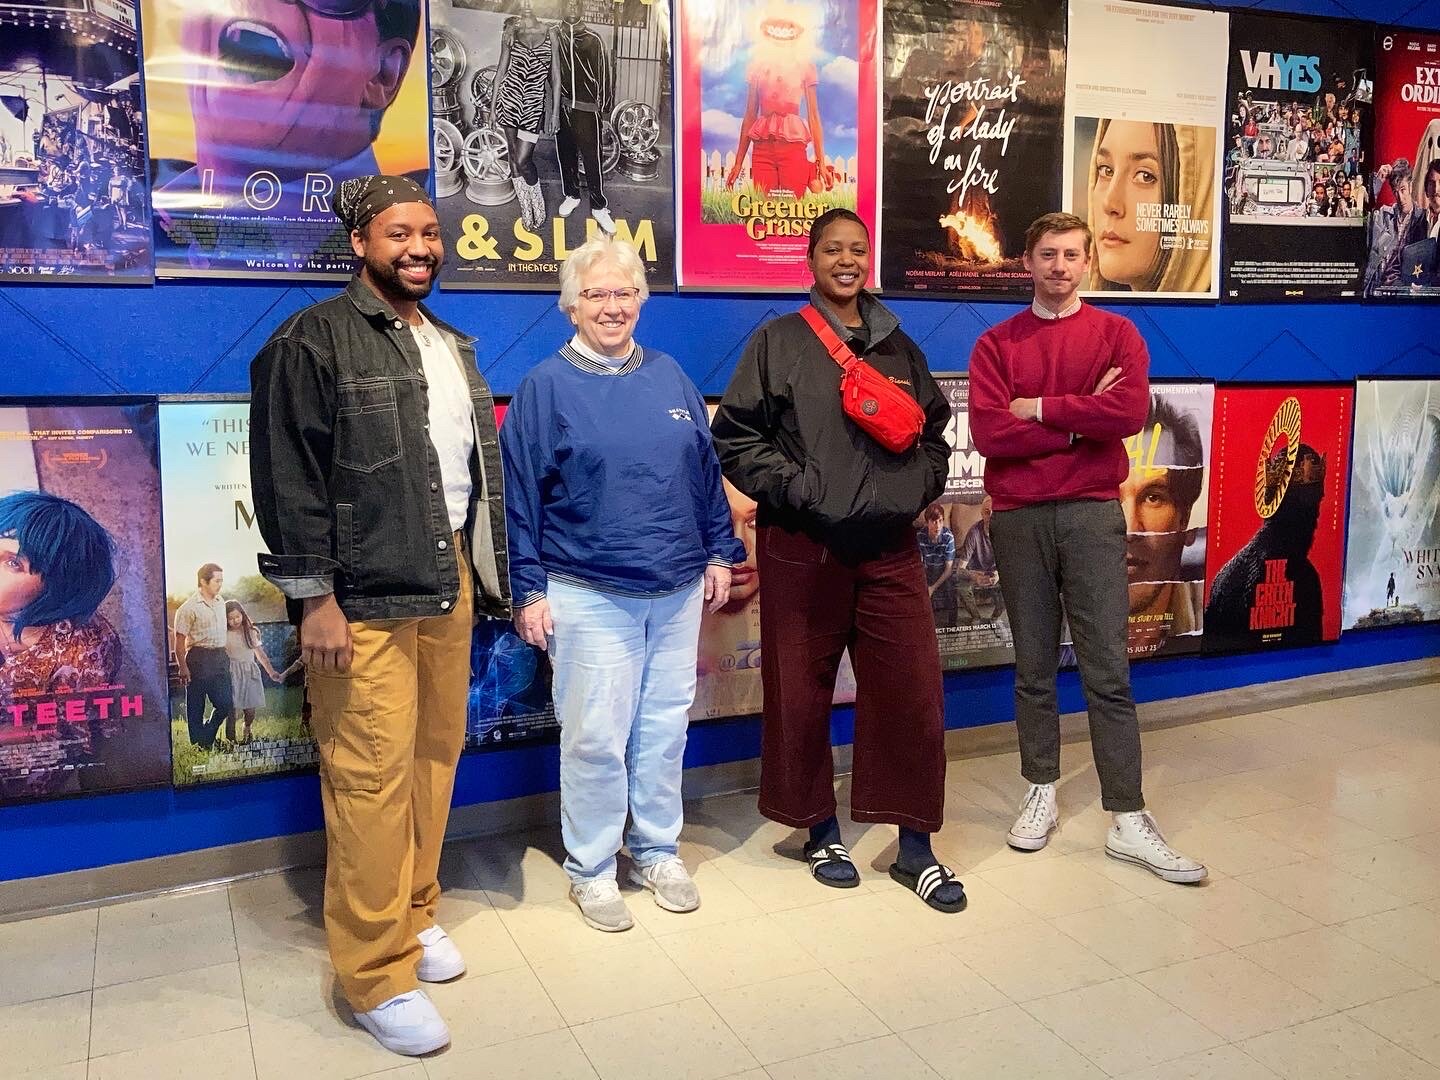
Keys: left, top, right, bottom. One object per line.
{"left": 806, "top": 816, "right": 857, "bottom": 883}
{"left": 897, "top": 827, "right": 964, "bottom": 905}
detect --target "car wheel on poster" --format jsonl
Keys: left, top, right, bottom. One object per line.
{"left": 462, "top": 127, "right": 517, "bottom": 205}
{"left": 433, "top": 119, "right": 466, "bottom": 198}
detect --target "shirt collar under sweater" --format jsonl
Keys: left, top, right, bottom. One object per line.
{"left": 1030, "top": 297, "right": 1083, "bottom": 320}
{"left": 562, "top": 334, "right": 643, "bottom": 375}
{"left": 807, "top": 286, "right": 900, "bottom": 349}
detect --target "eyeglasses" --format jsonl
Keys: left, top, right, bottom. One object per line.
{"left": 579, "top": 287, "right": 641, "bottom": 304}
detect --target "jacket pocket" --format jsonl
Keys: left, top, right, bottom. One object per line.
{"left": 334, "top": 378, "right": 402, "bottom": 473}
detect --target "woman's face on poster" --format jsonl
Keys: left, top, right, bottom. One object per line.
{"left": 1092, "top": 120, "right": 1162, "bottom": 288}
{"left": 723, "top": 478, "right": 759, "bottom": 605}
{"left": 0, "top": 540, "right": 44, "bottom": 621}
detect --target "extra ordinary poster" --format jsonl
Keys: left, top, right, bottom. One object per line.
{"left": 1204, "top": 385, "right": 1353, "bottom": 653}
{"left": 0, "top": 401, "right": 169, "bottom": 804}
{"left": 431, "top": 0, "right": 676, "bottom": 290}
{"left": 1344, "top": 380, "right": 1440, "bottom": 630}
{"left": 879, "top": 0, "right": 1064, "bottom": 298}
{"left": 922, "top": 377, "right": 1013, "bottom": 670}
{"left": 1365, "top": 29, "right": 1440, "bottom": 300}
{"left": 1064, "top": 0, "right": 1227, "bottom": 300}
{"left": 141, "top": 0, "right": 431, "bottom": 279}
{"left": 0, "top": 0, "right": 152, "bottom": 282}
{"left": 1222, "top": 12, "right": 1372, "bottom": 301}
{"left": 675, "top": 0, "right": 878, "bottom": 290}
{"left": 158, "top": 400, "right": 313, "bottom": 786}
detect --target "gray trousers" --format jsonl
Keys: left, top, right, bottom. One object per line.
{"left": 990, "top": 499, "right": 1144, "bottom": 812}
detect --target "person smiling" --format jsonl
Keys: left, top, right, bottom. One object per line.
{"left": 711, "top": 209, "right": 965, "bottom": 913}
{"left": 249, "top": 175, "right": 510, "bottom": 1057}
{"left": 501, "top": 235, "right": 744, "bottom": 933}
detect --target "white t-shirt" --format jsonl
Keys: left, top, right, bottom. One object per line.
{"left": 410, "top": 314, "right": 476, "bottom": 533}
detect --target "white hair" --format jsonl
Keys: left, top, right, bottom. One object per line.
{"left": 557, "top": 235, "right": 650, "bottom": 312}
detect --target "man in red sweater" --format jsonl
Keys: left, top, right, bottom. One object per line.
{"left": 968, "top": 212, "right": 1205, "bottom": 883}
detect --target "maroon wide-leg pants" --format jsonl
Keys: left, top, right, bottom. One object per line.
{"left": 756, "top": 523, "right": 946, "bottom": 832}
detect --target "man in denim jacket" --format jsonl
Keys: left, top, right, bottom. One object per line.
{"left": 249, "top": 175, "right": 509, "bottom": 1058}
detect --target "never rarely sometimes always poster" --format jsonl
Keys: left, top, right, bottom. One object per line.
{"left": 141, "top": 0, "right": 431, "bottom": 278}
{"left": 880, "top": 0, "right": 1064, "bottom": 298}
{"left": 159, "top": 400, "right": 312, "bottom": 785}
{"left": 1064, "top": 0, "right": 1227, "bottom": 300}
{"left": 676, "top": 0, "right": 878, "bottom": 290}
{"left": 1204, "top": 385, "right": 1353, "bottom": 653}
{"left": 0, "top": 401, "right": 169, "bottom": 804}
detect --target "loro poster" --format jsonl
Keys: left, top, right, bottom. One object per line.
{"left": 0, "top": 400, "right": 169, "bottom": 804}
{"left": 141, "top": 0, "right": 431, "bottom": 278}
{"left": 159, "top": 400, "right": 312, "bottom": 786}
{"left": 1344, "top": 380, "right": 1440, "bottom": 630}
{"left": 1204, "top": 385, "right": 1353, "bottom": 653}
{"left": 1222, "top": 12, "right": 1371, "bottom": 301}
{"left": 1064, "top": 0, "right": 1226, "bottom": 300}
{"left": 0, "top": 0, "right": 152, "bottom": 282}
{"left": 921, "top": 377, "right": 1012, "bottom": 670}
{"left": 431, "top": 0, "right": 676, "bottom": 291}
{"left": 676, "top": 0, "right": 878, "bottom": 290}
{"left": 879, "top": 0, "right": 1064, "bottom": 298}
{"left": 1123, "top": 382, "right": 1213, "bottom": 659}
{"left": 1365, "top": 29, "right": 1440, "bottom": 300}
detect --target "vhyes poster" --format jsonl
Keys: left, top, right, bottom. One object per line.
{"left": 676, "top": 0, "right": 878, "bottom": 290}
{"left": 1204, "top": 385, "right": 1353, "bottom": 653}
{"left": 431, "top": 0, "right": 676, "bottom": 290}
{"left": 879, "top": 0, "right": 1064, "bottom": 297}
{"left": 1123, "top": 382, "right": 1213, "bottom": 659}
{"left": 0, "top": 400, "right": 169, "bottom": 804}
{"left": 0, "top": 0, "right": 152, "bottom": 282}
{"left": 1344, "top": 380, "right": 1440, "bottom": 630}
{"left": 1365, "top": 29, "right": 1440, "bottom": 300}
{"left": 920, "top": 377, "right": 1012, "bottom": 670}
{"left": 158, "top": 400, "right": 313, "bottom": 786}
{"left": 1064, "top": 0, "right": 1226, "bottom": 300}
{"left": 141, "top": 0, "right": 431, "bottom": 279}
{"left": 1222, "top": 12, "right": 1372, "bottom": 301}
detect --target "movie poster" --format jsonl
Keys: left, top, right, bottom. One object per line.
{"left": 1123, "top": 382, "right": 1213, "bottom": 659}
{"left": 919, "top": 378, "right": 1013, "bottom": 670}
{"left": 879, "top": 0, "right": 1064, "bottom": 297}
{"left": 431, "top": 0, "right": 676, "bottom": 290}
{"left": 1222, "top": 12, "right": 1371, "bottom": 301}
{"left": 1344, "top": 380, "right": 1440, "bottom": 630}
{"left": 675, "top": 0, "right": 878, "bottom": 290}
{"left": 465, "top": 616, "right": 557, "bottom": 748}
{"left": 0, "top": 400, "right": 169, "bottom": 804}
{"left": 1203, "top": 385, "right": 1353, "bottom": 653}
{"left": 159, "top": 400, "right": 313, "bottom": 785}
{"left": 1364, "top": 29, "right": 1440, "bottom": 300}
{"left": 1063, "top": 0, "right": 1226, "bottom": 300}
{"left": 141, "top": 0, "right": 431, "bottom": 279}
{"left": 0, "top": 0, "right": 152, "bottom": 282}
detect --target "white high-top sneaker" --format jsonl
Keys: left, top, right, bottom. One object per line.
{"left": 354, "top": 989, "right": 450, "bottom": 1056}
{"left": 1007, "top": 783, "right": 1059, "bottom": 851}
{"left": 1106, "top": 810, "right": 1207, "bottom": 883}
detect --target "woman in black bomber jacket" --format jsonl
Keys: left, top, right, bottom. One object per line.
{"left": 710, "top": 209, "right": 965, "bottom": 913}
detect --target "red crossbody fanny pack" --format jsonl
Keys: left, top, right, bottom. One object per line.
{"left": 798, "top": 304, "right": 925, "bottom": 454}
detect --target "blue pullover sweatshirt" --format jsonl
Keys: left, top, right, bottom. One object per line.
{"left": 500, "top": 342, "right": 746, "bottom": 606}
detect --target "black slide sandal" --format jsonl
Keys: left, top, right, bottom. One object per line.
{"left": 803, "top": 841, "right": 861, "bottom": 888}
{"left": 889, "top": 862, "right": 967, "bottom": 913}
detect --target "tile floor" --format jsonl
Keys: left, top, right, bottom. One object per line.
{"left": 3, "top": 681, "right": 1439, "bottom": 1080}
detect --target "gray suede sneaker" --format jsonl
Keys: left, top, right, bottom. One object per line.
{"left": 629, "top": 857, "right": 701, "bottom": 913}
{"left": 570, "top": 878, "right": 634, "bottom": 932}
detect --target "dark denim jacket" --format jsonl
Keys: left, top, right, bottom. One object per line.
{"left": 249, "top": 277, "right": 510, "bottom": 623}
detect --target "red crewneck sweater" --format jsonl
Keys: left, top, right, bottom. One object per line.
{"left": 967, "top": 303, "right": 1150, "bottom": 511}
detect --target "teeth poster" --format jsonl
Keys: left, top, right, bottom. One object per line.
{"left": 879, "top": 0, "right": 1065, "bottom": 298}
{"left": 1064, "top": 0, "right": 1227, "bottom": 300}
{"left": 140, "top": 0, "right": 432, "bottom": 279}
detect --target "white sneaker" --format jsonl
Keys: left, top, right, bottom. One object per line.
{"left": 569, "top": 878, "right": 634, "bottom": 932}
{"left": 354, "top": 990, "right": 450, "bottom": 1056}
{"left": 558, "top": 196, "right": 581, "bottom": 217}
{"left": 1106, "top": 810, "right": 1207, "bottom": 883}
{"left": 1008, "top": 783, "right": 1058, "bottom": 851}
{"left": 416, "top": 924, "right": 465, "bottom": 982}
{"left": 590, "top": 207, "right": 617, "bottom": 234}
{"left": 628, "top": 857, "right": 701, "bottom": 912}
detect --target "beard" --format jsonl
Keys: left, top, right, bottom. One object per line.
{"left": 364, "top": 252, "right": 440, "bottom": 304}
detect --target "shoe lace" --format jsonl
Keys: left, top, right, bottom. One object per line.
{"left": 576, "top": 879, "right": 620, "bottom": 903}
{"left": 1017, "top": 785, "right": 1053, "bottom": 829}
{"left": 1132, "top": 812, "right": 1177, "bottom": 854}
{"left": 649, "top": 859, "right": 689, "bottom": 884}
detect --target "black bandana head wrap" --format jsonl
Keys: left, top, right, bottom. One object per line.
{"left": 332, "top": 175, "right": 432, "bottom": 234}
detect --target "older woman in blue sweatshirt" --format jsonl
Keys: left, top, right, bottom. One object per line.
{"left": 501, "top": 235, "right": 745, "bottom": 932}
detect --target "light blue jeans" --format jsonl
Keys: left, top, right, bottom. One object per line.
{"left": 546, "top": 576, "right": 705, "bottom": 882}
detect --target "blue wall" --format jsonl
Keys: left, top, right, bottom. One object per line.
{"left": 3, "top": 0, "right": 1440, "bottom": 883}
